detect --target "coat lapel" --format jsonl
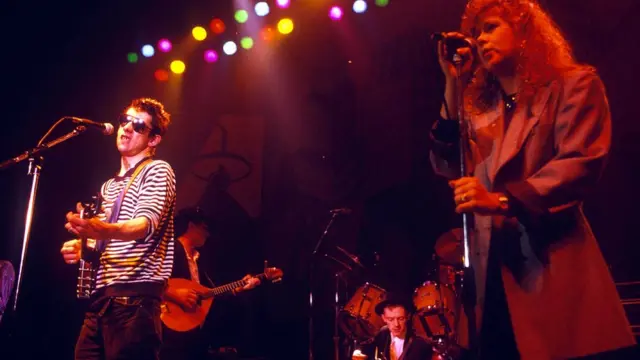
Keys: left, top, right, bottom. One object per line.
{"left": 491, "top": 84, "right": 553, "bottom": 182}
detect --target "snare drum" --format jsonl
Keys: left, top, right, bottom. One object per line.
{"left": 339, "top": 283, "right": 387, "bottom": 340}
{"left": 412, "top": 281, "right": 458, "bottom": 343}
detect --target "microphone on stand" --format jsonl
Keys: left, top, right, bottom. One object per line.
{"left": 66, "top": 117, "right": 114, "bottom": 135}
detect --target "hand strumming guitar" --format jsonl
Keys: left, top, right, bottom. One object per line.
{"left": 164, "top": 285, "right": 204, "bottom": 311}
{"left": 175, "top": 288, "right": 202, "bottom": 311}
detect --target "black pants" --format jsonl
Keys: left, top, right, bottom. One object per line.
{"left": 75, "top": 296, "right": 163, "bottom": 360}
{"left": 477, "top": 248, "right": 520, "bottom": 360}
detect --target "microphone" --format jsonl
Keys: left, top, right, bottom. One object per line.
{"left": 66, "top": 117, "right": 114, "bottom": 135}
{"left": 431, "top": 32, "right": 476, "bottom": 62}
{"left": 330, "top": 207, "right": 352, "bottom": 215}
{"left": 431, "top": 32, "right": 475, "bottom": 48}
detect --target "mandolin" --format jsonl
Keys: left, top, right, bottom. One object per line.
{"left": 161, "top": 266, "right": 283, "bottom": 332}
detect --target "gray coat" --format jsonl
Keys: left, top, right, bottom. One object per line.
{"left": 430, "top": 67, "right": 635, "bottom": 359}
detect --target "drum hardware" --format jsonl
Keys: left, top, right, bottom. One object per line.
{"left": 309, "top": 208, "right": 361, "bottom": 360}
{"left": 336, "top": 246, "right": 365, "bottom": 268}
{"left": 309, "top": 209, "right": 342, "bottom": 360}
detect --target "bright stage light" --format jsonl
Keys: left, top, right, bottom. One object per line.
{"left": 204, "top": 50, "right": 219, "bottom": 63}
{"left": 277, "top": 18, "right": 294, "bottom": 34}
{"left": 276, "top": 0, "right": 290, "bottom": 9}
{"left": 141, "top": 44, "right": 155, "bottom": 57}
{"left": 170, "top": 60, "right": 186, "bottom": 74}
{"left": 375, "top": 0, "right": 389, "bottom": 6}
{"left": 353, "top": 0, "right": 367, "bottom": 13}
{"left": 255, "top": 2, "right": 270, "bottom": 17}
{"left": 210, "top": 18, "right": 226, "bottom": 34}
{"left": 158, "top": 39, "right": 172, "bottom": 52}
{"left": 235, "top": 10, "right": 249, "bottom": 24}
{"left": 240, "top": 37, "right": 254, "bottom": 50}
{"left": 154, "top": 69, "right": 169, "bottom": 81}
{"left": 191, "top": 26, "right": 207, "bottom": 41}
{"left": 127, "top": 53, "right": 138, "bottom": 64}
{"left": 223, "top": 41, "right": 238, "bottom": 55}
{"left": 329, "top": 6, "right": 344, "bottom": 21}
{"left": 192, "top": 26, "right": 207, "bottom": 41}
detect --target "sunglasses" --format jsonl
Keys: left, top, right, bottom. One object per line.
{"left": 117, "top": 114, "right": 153, "bottom": 134}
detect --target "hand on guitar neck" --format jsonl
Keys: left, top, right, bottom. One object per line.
{"left": 233, "top": 274, "right": 262, "bottom": 295}
{"left": 61, "top": 197, "right": 103, "bottom": 265}
{"left": 65, "top": 202, "right": 111, "bottom": 240}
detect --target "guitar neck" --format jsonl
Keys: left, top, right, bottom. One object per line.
{"left": 204, "top": 273, "right": 267, "bottom": 298}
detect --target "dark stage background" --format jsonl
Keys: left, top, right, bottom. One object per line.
{"left": 0, "top": 0, "right": 639, "bottom": 359}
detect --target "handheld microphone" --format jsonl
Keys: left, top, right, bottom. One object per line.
{"left": 431, "top": 33, "right": 476, "bottom": 62}
{"left": 66, "top": 117, "right": 114, "bottom": 135}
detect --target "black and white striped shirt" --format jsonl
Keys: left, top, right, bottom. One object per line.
{"left": 94, "top": 159, "right": 176, "bottom": 293}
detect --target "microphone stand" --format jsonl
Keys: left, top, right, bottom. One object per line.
{"left": 309, "top": 211, "right": 341, "bottom": 360}
{"left": 452, "top": 53, "right": 478, "bottom": 357}
{"left": 0, "top": 125, "right": 88, "bottom": 312}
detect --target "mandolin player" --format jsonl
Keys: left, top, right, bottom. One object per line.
{"left": 160, "top": 206, "right": 260, "bottom": 360}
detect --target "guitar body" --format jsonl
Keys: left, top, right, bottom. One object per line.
{"left": 161, "top": 278, "right": 214, "bottom": 332}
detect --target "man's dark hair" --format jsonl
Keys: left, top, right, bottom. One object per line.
{"left": 174, "top": 207, "right": 210, "bottom": 237}
{"left": 128, "top": 98, "right": 171, "bottom": 137}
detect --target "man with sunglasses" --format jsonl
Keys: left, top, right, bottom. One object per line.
{"left": 60, "top": 98, "right": 176, "bottom": 360}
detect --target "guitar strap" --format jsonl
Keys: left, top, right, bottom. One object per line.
{"left": 96, "top": 157, "right": 154, "bottom": 253}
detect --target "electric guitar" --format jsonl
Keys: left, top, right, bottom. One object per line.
{"left": 161, "top": 266, "right": 283, "bottom": 332}
{"left": 76, "top": 193, "right": 103, "bottom": 299}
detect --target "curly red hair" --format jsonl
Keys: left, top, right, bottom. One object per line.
{"left": 461, "top": 0, "right": 582, "bottom": 112}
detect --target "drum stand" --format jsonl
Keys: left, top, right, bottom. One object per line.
{"left": 333, "top": 271, "right": 349, "bottom": 360}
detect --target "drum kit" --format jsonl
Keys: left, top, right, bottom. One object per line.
{"left": 337, "top": 229, "right": 466, "bottom": 359}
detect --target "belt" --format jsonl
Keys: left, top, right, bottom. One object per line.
{"left": 112, "top": 296, "right": 144, "bottom": 306}
{"left": 95, "top": 296, "right": 152, "bottom": 317}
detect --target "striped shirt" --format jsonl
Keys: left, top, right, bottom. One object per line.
{"left": 94, "top": 159, "right": 176, "bottom": 293}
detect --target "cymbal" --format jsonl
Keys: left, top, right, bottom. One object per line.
{"left": 434, "top": 228, "right": 463, "bottom": 265}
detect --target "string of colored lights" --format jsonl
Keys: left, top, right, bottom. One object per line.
{"left": 126, "top": 0, "right": 391, "bottom": 81}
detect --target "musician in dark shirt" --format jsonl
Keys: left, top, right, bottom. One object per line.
{"left": 160, "top": 207, "right": 259, "bottom": 360}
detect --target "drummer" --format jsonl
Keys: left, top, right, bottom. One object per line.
{"left": 352, "top": 293, "right": 433, "bottom": 360}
